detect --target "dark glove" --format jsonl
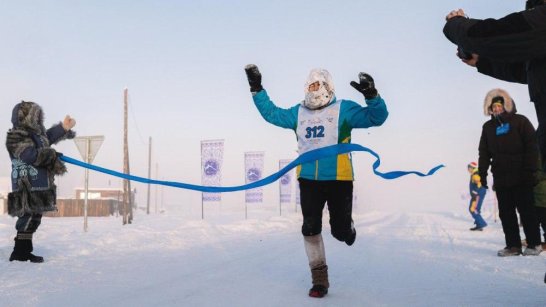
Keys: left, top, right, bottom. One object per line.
{"left": 244, "top": 64, "right": 263, "bottom": 93}
{"left": 456, "top": 47, "right": 472, "bottom": 60}
{"left": 350, "top": 73, "right": 378, "bottom": 99}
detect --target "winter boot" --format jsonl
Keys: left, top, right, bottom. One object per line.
{"left": 304, "top": 235, "right": 329, "bottom": 298}
{"left": 523, "top": 245, "right": 543, "bottom": 256}
{"left": 309, "top": 264, "right": 329, "bottom": 298}
{"left": 9, "top": 237, "right": 28, "bottom": 262}
{"left": 497, "top": 246, "right": 522, "bottom": 257}
{"left": 9, "top": 233, "right": 43, "bottom": 263}
{"left": 28, "top": 238, "right": 44, "bottom": 263}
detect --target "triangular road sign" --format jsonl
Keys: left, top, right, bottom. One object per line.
{"left": 74, "top": 136, "right": 104, "bottom": 163}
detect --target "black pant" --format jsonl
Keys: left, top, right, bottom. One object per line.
{"left": 298, "top": 178, "right": 353, "bottom": 242}
{"left": 496, "top": 185, "right": 541, "bottom": 248}
{"left": 535, "top": 206, "right": 546, "bottom": 243}
{"left": 15, "top": 213, "right": 42, "bottom": 234}
{"left": 533, "top": 99, "right": 546, "bottom": 169}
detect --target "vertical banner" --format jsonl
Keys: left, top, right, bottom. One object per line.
{"left": 279, "top": 159, "right": 293, "bottom": 204}
{"left": 201, "top": 139, "right": 224, "bottom": 202}
{"left": 245, "top": 151, "right": 264, "bottom": 204}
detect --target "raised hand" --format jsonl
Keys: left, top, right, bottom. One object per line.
{"left": 62, "top": 115, "right": 76, "bottom": 131}
{"left": 350, "top": 73, "right": 378, "bottom": 99}
{"left": 244, "top": 64, "right": 263, "bottom": 93}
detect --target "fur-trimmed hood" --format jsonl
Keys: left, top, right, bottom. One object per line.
{"left": 483, "top": 88, "right": 517, "bottom": 116}
{"left": 11, "top": 101, "right": 46, "bottom": 135}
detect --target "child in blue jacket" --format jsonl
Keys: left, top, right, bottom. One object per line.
{"left": 467, "top": 162, "right": 487, "bottom": 231}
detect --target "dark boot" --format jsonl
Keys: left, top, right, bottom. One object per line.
{"left": 9, "top": 233, "right": 43, "bottom": 263}
{"left": 308, "top": 264, "right": 329, "bottom": 298}
{"left": 28, "top": 239, "right": 44, "bottom": 263}
{"left": 9, "top": 237, "right": 28, "bottom": 262}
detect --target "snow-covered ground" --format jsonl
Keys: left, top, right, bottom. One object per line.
{"left": 1, "top": 206, "right": 545, "bottom": 307}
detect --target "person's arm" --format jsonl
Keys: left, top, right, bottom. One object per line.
{"left": 245, "top": 65, "right": 298, "bottom": 129}
{"left": 47, "top": 115, "right": 76, "bottom": 144}
{"left": 444, "top": 8, "right": 546, "bottom": 62}
{"left": 252, "top": 90, "right": 298, "bottom": 129}
{"left": 345, "top": 97, "right": 388, "bottom": 129}
{"left": 476, "top": 58, "right": 528, "bottom": 84}
{"left": 13, "top": 143, "right": 57, "bottom": 168}
{"left": 478, "top": 125, "right": 491, "bottom": 188}
{"left": 521, "top": 116, "right": 539, "bottom": 174}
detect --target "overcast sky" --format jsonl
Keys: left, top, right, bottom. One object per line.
{"left": 0, "top": 1, "right": 534, "bottom": 213}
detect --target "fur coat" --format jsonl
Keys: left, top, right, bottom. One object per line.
{"left": 5, "top": 101, "right": 75, "bottom": 217}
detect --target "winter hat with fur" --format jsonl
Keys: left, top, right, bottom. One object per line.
{"left": 483, "top": 88, "right": 515, "bottom": 116}
{"left": 11, "top": 100, "right": 45, "bottom": 134}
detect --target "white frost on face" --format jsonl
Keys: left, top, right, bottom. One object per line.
{"left": 302, "top": 68, "right": 335, "bottom": 110}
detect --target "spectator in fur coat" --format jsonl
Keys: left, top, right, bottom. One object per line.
{"left": 5, "top": 100, "right": 76, "bottom": 263}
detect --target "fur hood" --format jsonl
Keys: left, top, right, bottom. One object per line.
{"left": 11, "top": 101, "right": 46, "bottom": 135}
{"left": 483, "top": 88, "right": 517, "bottom": 116}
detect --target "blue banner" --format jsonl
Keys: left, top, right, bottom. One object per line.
{"left": 60, "top": 143, "right": 444, "bottom": 193}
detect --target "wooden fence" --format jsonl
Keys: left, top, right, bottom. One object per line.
{"left": 44, "top": 199, "right": 120, "bottom": 217}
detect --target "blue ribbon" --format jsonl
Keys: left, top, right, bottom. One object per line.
{"left": 60, "top": 143, "right": 444, "bottom": 193}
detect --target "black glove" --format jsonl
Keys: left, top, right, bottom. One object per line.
{"left": 350, "top": 73, "right": 378, "bottom": 99}
{"left": 244, "top": 64, "right": 263, "bottom": 93}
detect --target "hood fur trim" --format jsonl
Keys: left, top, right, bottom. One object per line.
{"left": 483, "top": 88, "right": 516, "bottom": 116}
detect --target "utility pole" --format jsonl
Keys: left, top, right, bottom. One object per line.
{"left": 155, "top": 163, "right": 158, "bottom": 214}
{"left": 122, "top": 88, "right": 133, "bottom": 225}
{"left": 146, "top": 137, "right": 152, "bottom": 214}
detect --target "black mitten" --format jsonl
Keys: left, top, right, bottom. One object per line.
{"left": 350, "top": 73, "right": 378, "bottom": 99}
{"left": 244, "top": 64, "right": 263, "bottom": 92}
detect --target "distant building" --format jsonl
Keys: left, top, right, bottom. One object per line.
{"left": 44, "top": 188, "right": 136, "bottom": 218}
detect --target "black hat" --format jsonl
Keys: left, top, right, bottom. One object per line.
{"left": 491, "top": 96, "right": 504, "bottom": 107}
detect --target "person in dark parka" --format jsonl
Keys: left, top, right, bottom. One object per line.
{"left": 443, "top": 2, "right": 546, "bottom": 168}
{"left": 478, "top": 89, "right": 542, "bottom": 257}
{"left": 6, "top": 101, "right": 76, "bottom": 263}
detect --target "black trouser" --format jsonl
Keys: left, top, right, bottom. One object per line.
{"left": 496, "top": 185, "right": 541, "bottom": 248}
{"left": 15, "top": 213, "right": 42, "bottom": 234}
{"left": 533, "top": 99, "right": 546, "bottom": 169}
{"left": 299, "top": 178, "right": 353, "bottom": 242}
{"left": 535, "top": 206, "right": 546, "bottom": 243}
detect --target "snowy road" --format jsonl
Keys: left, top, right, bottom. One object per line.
{"left": 1, "top": 210, "right": 545, "bottom": 307}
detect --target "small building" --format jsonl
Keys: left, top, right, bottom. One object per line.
{"left": 44, "top": 188, "right": 135, "bottom": 218}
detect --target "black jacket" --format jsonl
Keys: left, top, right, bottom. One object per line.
{"left": 478, "top": 110, "right": 538, "bottom": 189}
{"left": 443, "top": 6, "right": 546, "bottom": 103}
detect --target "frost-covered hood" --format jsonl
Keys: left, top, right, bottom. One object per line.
{"left": 302, "top": 68, "right": 335, "bottom": 110}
